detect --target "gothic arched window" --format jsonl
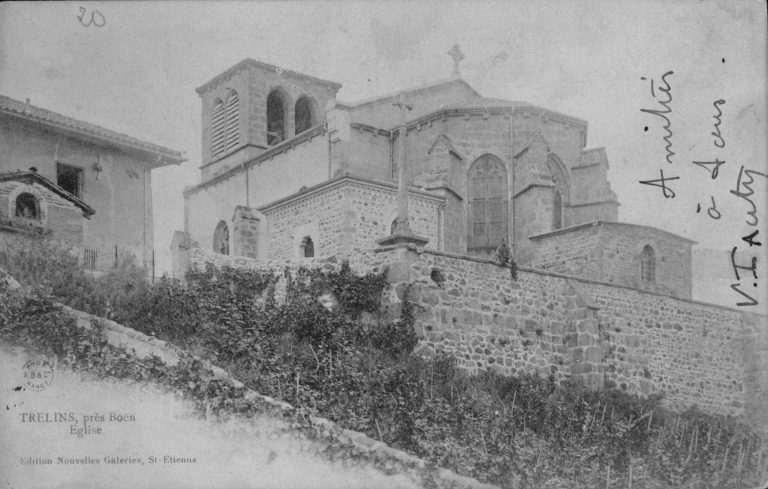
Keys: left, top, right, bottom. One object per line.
{"left": 640, "top": 245, "right": 655, "bottom": 283}
{"left": 468, "top": 155, "right": 507, "bottom": 252}
{"left": 295, "top": 96, "right": 315, "bottom": 135}
{"left": 267, "top": 90, "right": 286, "bottom": 146}
{"left": 15, "top": 193, "right": 39, "bottom": 220}
{"left": 547, "top": 154, "right": 570, "bottom": 231}
{"left": 214, "top": 221, "right": 229, "bottom": 255}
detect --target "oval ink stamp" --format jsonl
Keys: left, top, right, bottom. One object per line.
{"left": 21, "top": 358, "right": 53, "bottom": 391}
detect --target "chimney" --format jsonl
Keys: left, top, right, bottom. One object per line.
{"left": 25, "top": 98, "right": 31, "bottom": 112}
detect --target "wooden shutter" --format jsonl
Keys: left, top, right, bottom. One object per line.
{"left": 225, "top": 92, "right": 239, "bottom": 151}
{"left": 211, "top": 100, "right": 226, "bottom": 158}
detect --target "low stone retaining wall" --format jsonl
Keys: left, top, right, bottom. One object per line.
{"left": 183, "top": 246, "right": 768, "bottom": 433}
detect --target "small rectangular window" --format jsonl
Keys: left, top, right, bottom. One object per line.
{"left": 57, "top": 163, "right": 84, "bottom": 198}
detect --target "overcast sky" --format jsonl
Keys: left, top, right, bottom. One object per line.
{"left": 1, "top": 2, "right": 766, "bottom": 264}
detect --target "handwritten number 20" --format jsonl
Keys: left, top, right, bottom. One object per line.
{"left": 78, "top": 7, "right": 105, "bottom": 27}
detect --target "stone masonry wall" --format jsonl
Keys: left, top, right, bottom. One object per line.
{"left": 263, "top": 184, "right": 345, "bottom": 261}
{"left": 583, "top": 280, "right": 764, "bottom": 418}
{"left": 263, "top": 179, "right": 440, "bottom": 261}
{"left": 185, "top": 246, "right": 766, "bottom": 432}
{"left": 530, "top": 222, "right": 693, "bottom": 299}
{"left": 383, "top": 246, "right": 601, "bottom": 388}
{"left": 379, "top": 246, "right": 765, "bottom": 430}
{"left": 232, "top": 206, "right": 260, "bottom": 259}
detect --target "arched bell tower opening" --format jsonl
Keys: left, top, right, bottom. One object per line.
{"left": 294, "top": 96, "right": 316, "bottom": 135}
{"left": 267, "top": 89, "right": 287, "bottom": 146}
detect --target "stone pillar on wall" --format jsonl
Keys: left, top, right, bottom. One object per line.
{"left": 381, "top": 245, "right": 421, "bottom": 324}
{"left": 326, "top": 100, "right": 351, "bottom": 177}
{"left": 231, "top": 206, "right": 260, "bottom": 259}
{"left": 564, "top": 279, "right": 604, "bottom": 391}
{"left": 513, "top": 183, "right": 556, "bottom": 265}
{"left": 170, "top": 230, "right": 195, "bottom": 279}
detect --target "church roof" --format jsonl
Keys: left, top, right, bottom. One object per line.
{"left": 448, "top": 97, "right": 589, "bottom": 127}
{"left": 345, "top": 77, "right": 482, "bottom": 109}
{"left": 258, "top": 173, "right": 445, "bottom": 214}
{"left": 0, "top": 95, "right": 186, "bottom": 167}
{"left": 0, "top": 170, "right": 95, "bottom": 217}
{"left": 195, "top": 59, "right": 342, "bottom": 94}
{"left": 529, "top": 220, "right": 697, "bottom": 245}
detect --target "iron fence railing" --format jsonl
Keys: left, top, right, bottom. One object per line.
{"left": 78, "top": 239, "right": 188, "bottom": 281}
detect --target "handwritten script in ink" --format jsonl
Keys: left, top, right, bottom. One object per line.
{"left": 638, "top": 68, "right": 764, "bottom": 308}
{"left": 730, "top": 167, "right": 766, "bottom": 307}
{"left": 639, "top": 72, "right": 679, "bottom": 198}
{"left": 78, "top": 7, "right": 106, "bottom": 28}
{"left": 641, "top": 71, "right": 675, "bottom": 164}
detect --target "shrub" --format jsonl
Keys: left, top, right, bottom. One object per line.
{"left": 2, "top": 238, "right": 766, "bottom": 489}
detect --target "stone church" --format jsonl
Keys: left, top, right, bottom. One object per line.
{"left": 180, "top": 47, "right": 693, "bottom": 299}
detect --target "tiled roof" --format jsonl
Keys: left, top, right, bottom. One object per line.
{"left": 0, "top": 95, "right": 185, "bottom": 165}
{"left": 196, "top": 59, "right": 342, "bottom": 95}
{"left": 0, "top": 170, "right": 95, "bottom": 217}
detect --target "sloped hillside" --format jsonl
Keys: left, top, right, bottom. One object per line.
{"left": 2, "top": 238, "right": 767, "bottom": 488}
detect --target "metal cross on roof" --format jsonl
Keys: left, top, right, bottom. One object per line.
{"left": 448, "top": 44, "right": 465, "bottom": 76}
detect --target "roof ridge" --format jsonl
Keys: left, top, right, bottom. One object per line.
{"left": 0, "top": 94, "right": 185, "bottom": 163}
{"left": 196, "top": 58, "right": 342, "bottom": 95}
{"left": 347, "top": 77, "right": 482, "bottom": 108}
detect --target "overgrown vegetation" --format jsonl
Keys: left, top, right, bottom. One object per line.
{"left": 2, "top": 237, "right": 766, "bottom": 488}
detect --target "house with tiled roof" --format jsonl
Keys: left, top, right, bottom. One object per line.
{"left": 0, "top": 94, "right": 185, "bottom": 262}
{"left": 179, "top": 48, "right": 692, "bottom": 299}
